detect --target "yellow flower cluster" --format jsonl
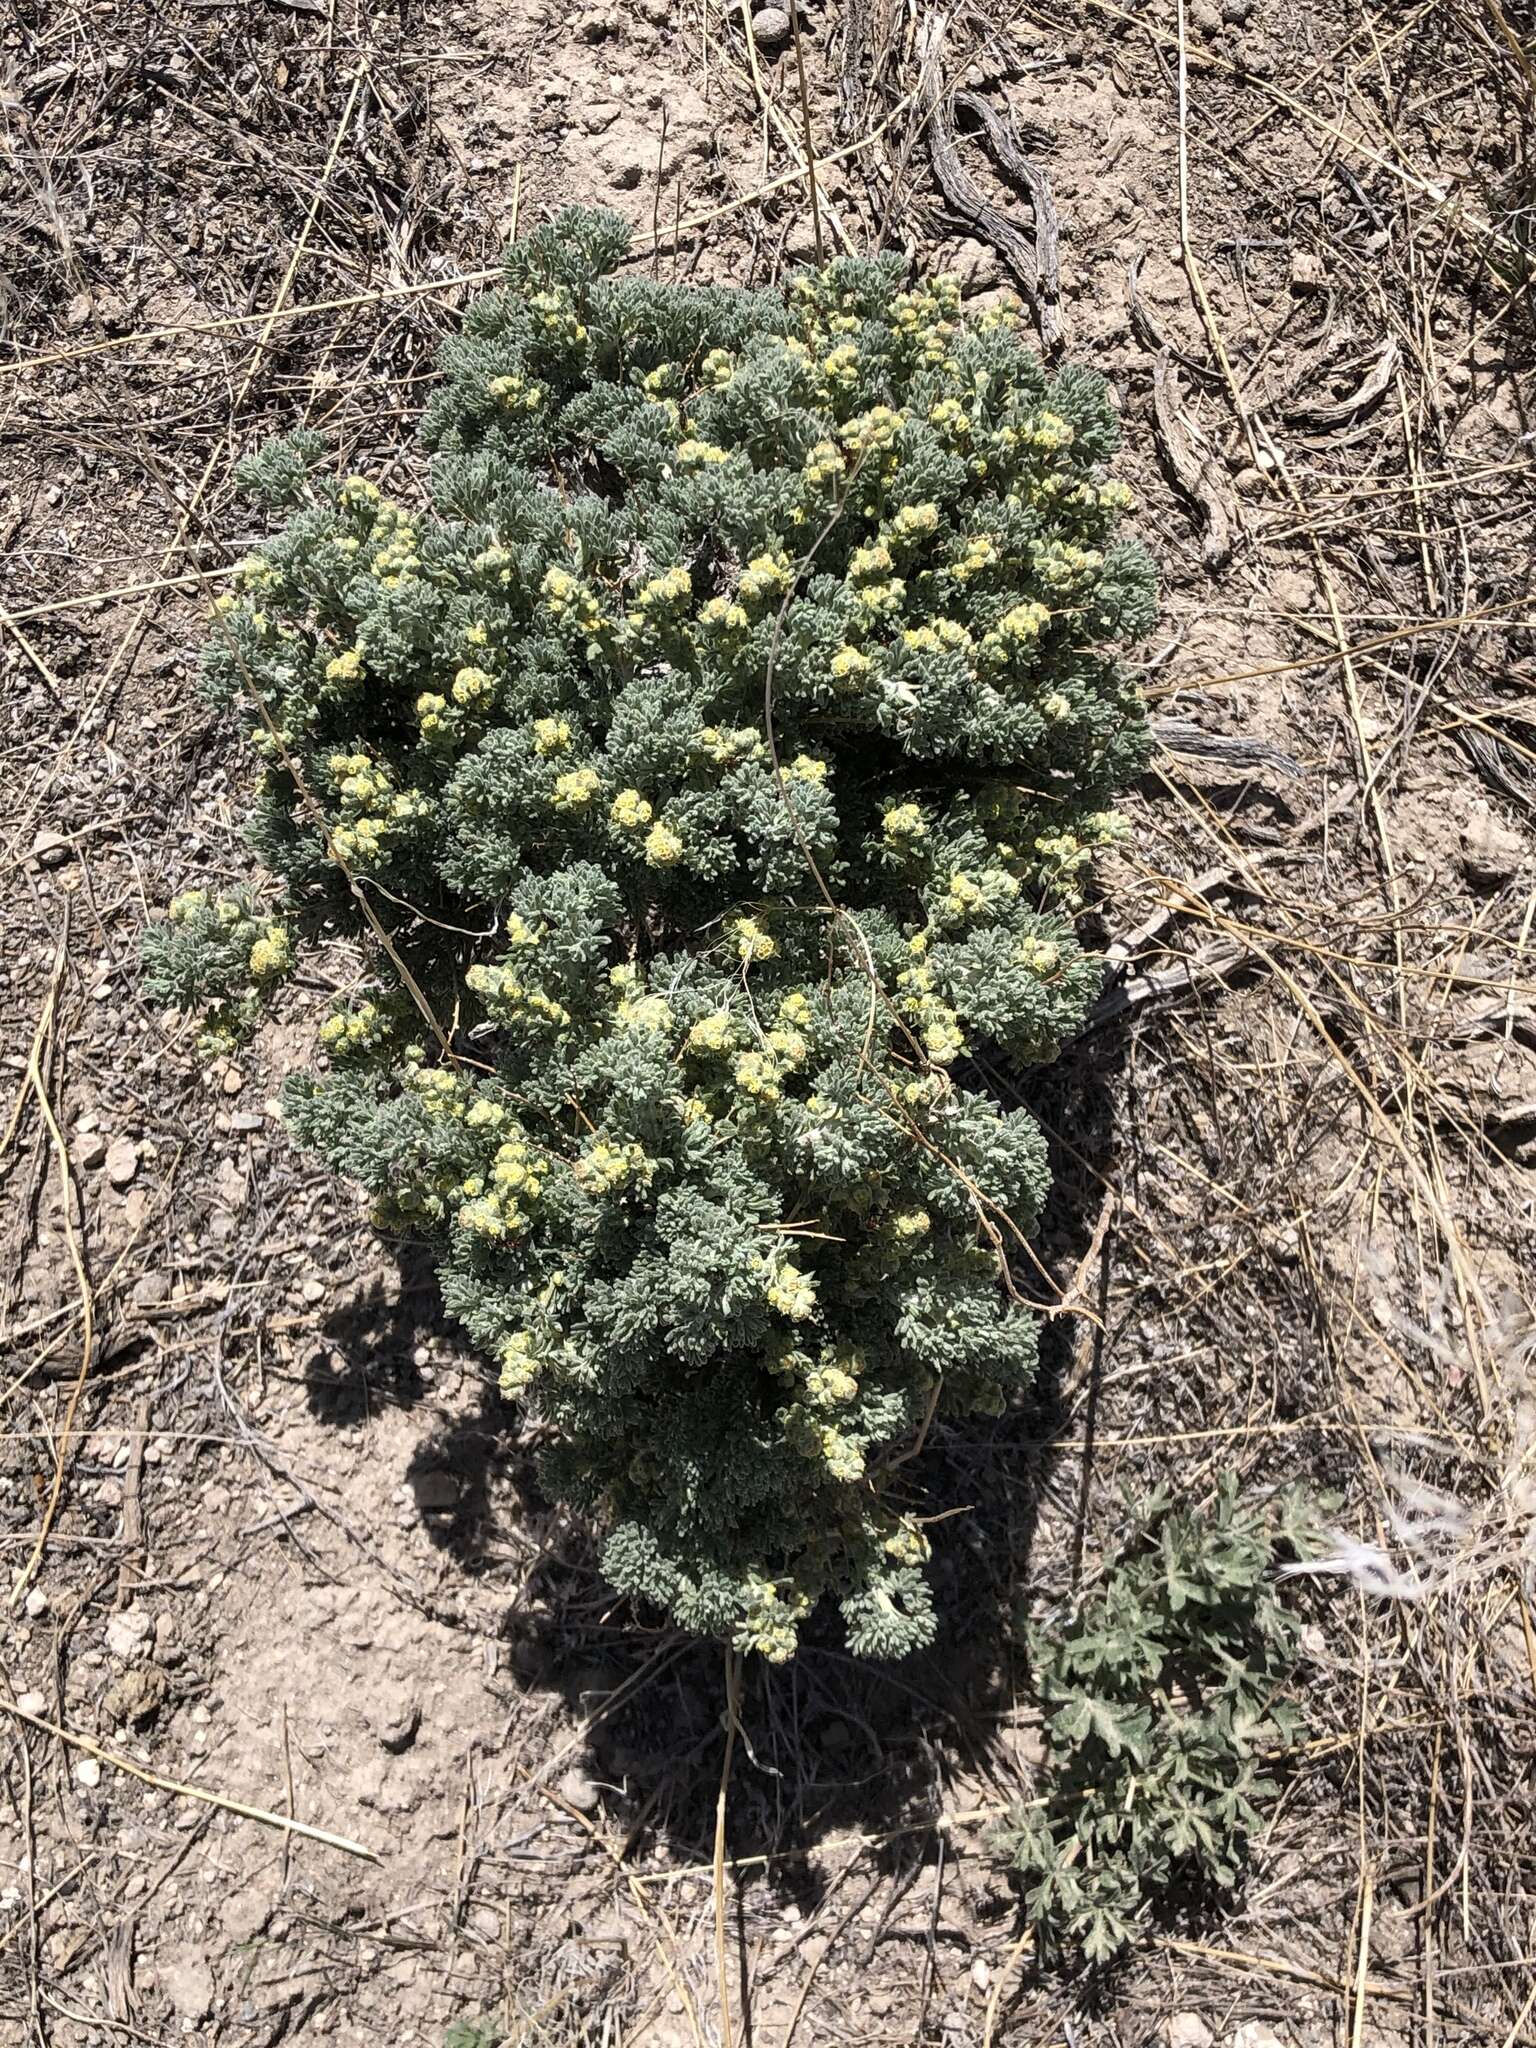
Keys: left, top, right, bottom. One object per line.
{"left": 540, "top": 565, "right": 607, "bottom": 635}
{"left": 738, "top": 552, "right": 792, "bottom": 608}
{"left": 527, "top": 287, "right": 587, "bottom": 349}
{"left": 895, "top": 960, "right": 966, "bottom": 1065}
{"left": 452, "top": 665, "right": 494, "bottom": 707}
{"left": 574, "top": 1138, "right": 654, "bottom": 1194}
{"left": 644, "top": 821, "right": 684, "bottom": 867}
{"left": 882, "top": 802, "right": 927, "bottom": 845}
{"left": 486, "top": 372, "right": 543, "bottom": 412}
{"left": 694, "top": 724, "right": 762, "bottom": 766}
{"left": 698, "top": 594, "right": 749, "bottom": 635}
{"left": 325, "top": 646, "right": 364, "bottom": 686}
{"left": 735, "top": 1575, "right": 811, "bottom": 1665}
{"left": 466, "top": 960, "right": 571, "bottom": 1030}
{"left": 247, "top": 925, "right": 292, "bottom": 981}
{"left": 979, "top": 600, "right": 1052, "bottom": 667}
{"left": 533, "top": 717, "right": 572, "bottom": 756}
{"left": 318, "top": 999, "right": 384, "bottom": 1052}
{"left": 325, "top": 751, "right": 428, "bottom": 868}
{"left": 764, "top": 1258, "right": 817, "bottom": 1321}
{"left": 552, "top": 768, "right": 601, "bottom": 810}
{"left": 457, "top": 1137, "right": 545, "bottom": 1241}
{"left": 733, "top": 916, "right": 777, "bottom": 963}
{"left": 610, "top": 787, "right": 653, "bottom": 830}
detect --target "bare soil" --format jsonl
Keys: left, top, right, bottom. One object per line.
{"left": 3, "top": 1, "right": 1534, "bottom": 2044}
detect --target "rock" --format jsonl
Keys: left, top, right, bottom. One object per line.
{"left": 104, "top": 1135, "right": 140, "bottom": 1188}
{"left": 30, "top": 829, "right": 73, "bottom": 870}
{"left": 751, "top": 6, "right": 792, "bottom": 50}
{"left": 1460, "top": 804, "right": 1523, "bottom": 889}
{"left": 103, "top": 1663, "right": 169, "bottom": 1729}
{"left": 1163, "top": 2017, "right": 1215, "bottom": 2048}
{"left": 949, "top": 238, "right": 1001, "bottom": 295}
{"left": 1289, "top": 248, "right": 1328, "bottom": 291}
{"left": 105, "top": 1606, "right": 152, "bottom": 1661}
{"left": 1230, "top": 2028, "right": 1287, "bottom": 2048}
{"left": 74, "top": 1757, "right": 102, "bottom": 1789}
{"left": 410, "top": 1467, "right": 460, "bottom": 1512}
{"left": 1190, "top": 0, "right": 1223, "bottom": 31}
{"left": 228, "top": 1111, "right": 263, "bottom": 1132}
{"left": 1234, "top": 465, "right": 1267, "bottom": 498}
{"left": 1220, "top": 0, "right": 1252, "bottom": 18}
{"left": 16, "top": 1691, "right": 47, "bottom": 1717}
{"left": 301, "top": 1276, "right": 327, "bottom": 1305}
{"left": 365, "top": 1683, "right": 421, "bottom": 1753}
{"left": 581, "top": 101, "right": 622, "bottom": 135}
{"left": 221, "top": 1066, "right": 246, "bottom": 1097}
{"left": 557, "top": 1766, "right": 602, "bottom": 1812}
{"left": 24, "top": 1589, "right": 48, "bottom": 1619}
{"left": 159, "top": 1946, "right": 216, "bottom": 2021}
{"left": 74, "top": 1130, "right": 109, "bottom": 1170}
{"left": 577, "top": 8, "right": 619, "bottom": 40}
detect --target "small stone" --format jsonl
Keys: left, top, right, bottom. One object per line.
{"left": 301, "top": 1276, "right": 327, "bottom": 1305}
{"left": 104, "top": 1663, "right": 169, "bottom": 1729}
{"left": 970, "top": 1959, "right": 991, "bottom": 1992}
{"left": 1163, "top": 2017, "right": 1216, "bottom": 2048}
{"left": 577, "top": 8, "right": 618, "bottom": 39}
{"left": 1230, "top": 2029, "right": 1286, "bottom": 2048}
{"left": 581, "top": 101, "right": 622, "bottom": 135}
{"left": 410, "top": 1467, "right": 460, "bottom": 1512}
{"left": 16, "top": 1691, "right": 47, "bottom": 1717}
{"left": 1289, "top": 247, "right": 1328, "bottom": 291}
{"left": 1460, "top": 804, "right": 1523, "bottom": 889}
{"left": 159, "top": 1946, "right": 216, "bottom": 2021}
{"left": 557, "top": 1766, "right": 602, "bottom": 1812}
{"left": 751, "top": 5, "right": 792, "bottom": 50}
{"left": 949, "top": 238, "right": 1001, "bottom": 295}
{"left": 104, "top": 1136, "right": 140, "bottom": 1188}
{"left": 1234, "top": 465, "right": 1267, "bottom": 498}
{"left": 74, "top": 1757, "right": 102, "bottom": 1789}
{"left": 105, "top": 1607, "right": 152, "bottom": 1661}
{"left": 66, "top": 291, "right": 94, "bottom": 330}
{"left": 221, "top": 1066, "right": 246, "bottom": 1097}
{"left": 30, "top": 830, "right": 73, "bottom": 870}
{"left": 1220, "top": 0, "right": 1252, "bottom": 18}
{"left": 1189, "top": 0, "right": 1222, "bottom": 32}
{"left": 228, "top": 1111, "right": 263, "bottom": 1132}
{"left": 24, "top": 1589, "right": 48, "bottom": 1619}
{"left": 74, "top": 1129, "right": 109, "bottom": 1170}
{"left": 366, "top": 1684, "right": 421, "bottom": 1754}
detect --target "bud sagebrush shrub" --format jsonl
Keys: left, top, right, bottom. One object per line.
{"left": 997, "top": 1479, "right": 1306, "bottom": 1962}
{"left": 145, "top": 207, "right": 1155, "bottom": 1661}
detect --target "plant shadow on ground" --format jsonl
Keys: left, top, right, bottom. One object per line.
{"left": 298, "top": 1019, "right": 1129, "bottom": 1909}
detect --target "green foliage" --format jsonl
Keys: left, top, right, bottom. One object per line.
{"left": 142, "top": 888, "right": 294, "bottom": 1053}
{"left": 145, "top": 206, "right": 1155, "bottom": 1661}
{"left": 998, "top": 1479, "right": 1307, "bottom": 1963}
{"left": 444, "top": 2020, "right": 503, "bottom": 2048}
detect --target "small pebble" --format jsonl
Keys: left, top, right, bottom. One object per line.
{"left": 751, "top": 5, "right": 791, "bottom": 50}
{"left": 75, "top": 1758, "right": 102, "bottom": 1789}
{"left": 16, "top": 1691, "right": 47, "bottom": 1717}
{"left": 104, "top": 1136, "right": 140, "bottom": 1188}
{"left": 24, "top": 1589, "right": 48, "bottom": 1619}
